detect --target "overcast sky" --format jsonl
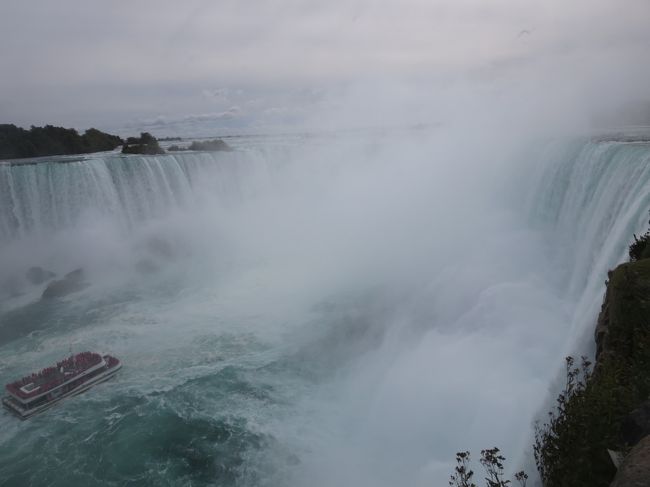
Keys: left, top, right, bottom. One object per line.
{"left": 1, "top": 0, "right": 649, "bottom": 135}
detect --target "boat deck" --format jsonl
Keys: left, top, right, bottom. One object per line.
{"left": 2, "top": 353, "right": 121, "bottom": 419}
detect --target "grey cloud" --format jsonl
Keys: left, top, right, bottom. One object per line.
{"left": 201, "top": 88, "right": 244, "bottom": 103}
{"left": 138, "top": 107, "right": 243, "bottom": 128}
{"left": 0, "top": 0, "right": 648, "bottom": 132}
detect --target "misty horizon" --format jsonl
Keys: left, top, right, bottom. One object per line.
{"left": 2, "top": 0, "right": 650, "bottom": 138}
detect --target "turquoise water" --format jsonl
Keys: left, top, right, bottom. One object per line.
{"left": 1, "top": 133, "right": 650, "bottom": 486}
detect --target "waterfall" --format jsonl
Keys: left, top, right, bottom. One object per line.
{"left": 0, "top": 149, "right": 279, "bottom": 244}
{"left": 530, "top": 139, "right": 650, "bottom": 292}
{"left": 1, "top": 134, "right": 650, "bottom": 486}
{"left": 526, "top": 138, "right": 650, "bottom": 353}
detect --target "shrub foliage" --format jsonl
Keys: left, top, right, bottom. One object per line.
{"left": 121, "top": 132, "right": 165, "bottom": 155}
{"left": 449, "top": 448, "right": 527, "bottom": 487}
{"left": 0, "top": 124, "right": 123, "bottom": 159}
{"left": 629, "top": 231, "right": 650, "bottom": 261}
{"left": 457, "top": 220, "right": 650, "bottom": 487}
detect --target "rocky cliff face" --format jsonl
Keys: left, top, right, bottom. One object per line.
{"left": 594, "top": 259, "right": 650, "bottom": 377}
{"left": 535, "top": 243, "right": 650, "bottom": 487}
{"left": 593, "top": 257, "right": 650, "bottom": 486}
{"left": 610, "top": 436, "right": 650, "bottom": 487}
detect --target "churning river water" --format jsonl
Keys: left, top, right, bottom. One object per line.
{"left": 1, "top": 131, "right": 650, "bottom": 486}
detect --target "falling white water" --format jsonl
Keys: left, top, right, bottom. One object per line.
{"left": 0, "top": 132, "right": 649, "bottom": 486}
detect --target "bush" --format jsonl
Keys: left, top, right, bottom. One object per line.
{"left": 629, "top": 231, "right": 650, "bottom": 261}
{"left": 121, "top": 132, "right": 164, "bottom": 155}
{"left": 628, "top": 213, "right": 650, "bottom": 261}
{"left": 0, "top": 124, "right": 122, "bottom": 159}
{"left": 187, "top": 139, "right": 231, "bottom": 151}
{"left": 449, "top": 448, "right": 527, "bottom": 487}
{"left": 533, "top": 355, "right": 639, "bottom": 486}
{"left": 167, "top": 144, "right": 188, "bottom": 152}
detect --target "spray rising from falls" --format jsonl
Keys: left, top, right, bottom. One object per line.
{"left": 0, "top": 150, "right": 278, "bottom": 243}
{"left": 0, "top": 145, "right": 298, "bottom": 301}
{"left": 0, "top": 134, "right": 649, "bottom": 486}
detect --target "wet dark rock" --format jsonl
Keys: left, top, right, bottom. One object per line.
{"left": 25, "top": 266, "right": 56, "bottom": 285}
{"left": 41, "top": 268, "right": 87, "bottom": 299}
{"left": 610, "top": 435, "right": 650, "bottom": 487}
{"left": 64, "top": 269, "right": 83, "bottom": 280}
{"left": 622, "top": 400, "right": 650, "bottom": 447}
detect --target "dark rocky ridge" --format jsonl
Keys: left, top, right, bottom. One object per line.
{"left": 620, "top": 400, "right": 650, "bottom": 448}
{"left": 26, "top": 266, "right": 56, "bottom": 286}
{"left": 585, "top": 248, "right": 650, "bottom": 486}
{"left": 41, "top": 269, "right": 87, "bottom": 299}
{"left": 610, "top": 436, "right": 650, "bottom": 487}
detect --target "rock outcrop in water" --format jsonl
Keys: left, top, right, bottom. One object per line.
{"left": 167, "top": 139, "right": 232, "bottom": 152}
{"left": 121, "top": 132, "right": 165, "bottom": 155}
{"left": 0, "top": 266, "right": 57, "bottom": 298}
{"left": 0, "top": 124, "right": 123, "bottom": 160}
{"left": 187, "top": 139, "right": 232, "bottom": 151}
{"left": 25, "top": 266, "right": 56, "bottom": 285}
{"left": 41, "top": 268, "right": 87, "bottom": 299}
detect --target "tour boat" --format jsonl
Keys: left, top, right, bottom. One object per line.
{"left": 2, "top": 351, "right": 121, "bottom": 419}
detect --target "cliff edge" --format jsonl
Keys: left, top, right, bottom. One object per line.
{"left": 596, "top": 256, "right": 650, "bottom": 487}
{"left": 535, "top": 233, "right": 650, "bottom": 487}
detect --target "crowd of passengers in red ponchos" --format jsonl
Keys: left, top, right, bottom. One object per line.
{"left": 6, "top": 352, "right": 101, "bottom": 398}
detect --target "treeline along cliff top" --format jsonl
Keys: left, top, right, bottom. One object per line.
{"left": 0, "top": 125, "right": 232, "bottom": 160}
{"left": 0, "top": 124, "right": 123, "bottom": 159}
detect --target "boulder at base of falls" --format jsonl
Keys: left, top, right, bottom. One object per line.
{"left": 41, "top": 268, "right": 87, "bottom": 299}
{"left": 26, "top": 266, "right": 56, "bottom": 285}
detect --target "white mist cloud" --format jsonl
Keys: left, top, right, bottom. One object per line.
{"left": 0, "top": 0, "right": 648, "bottom": 132}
